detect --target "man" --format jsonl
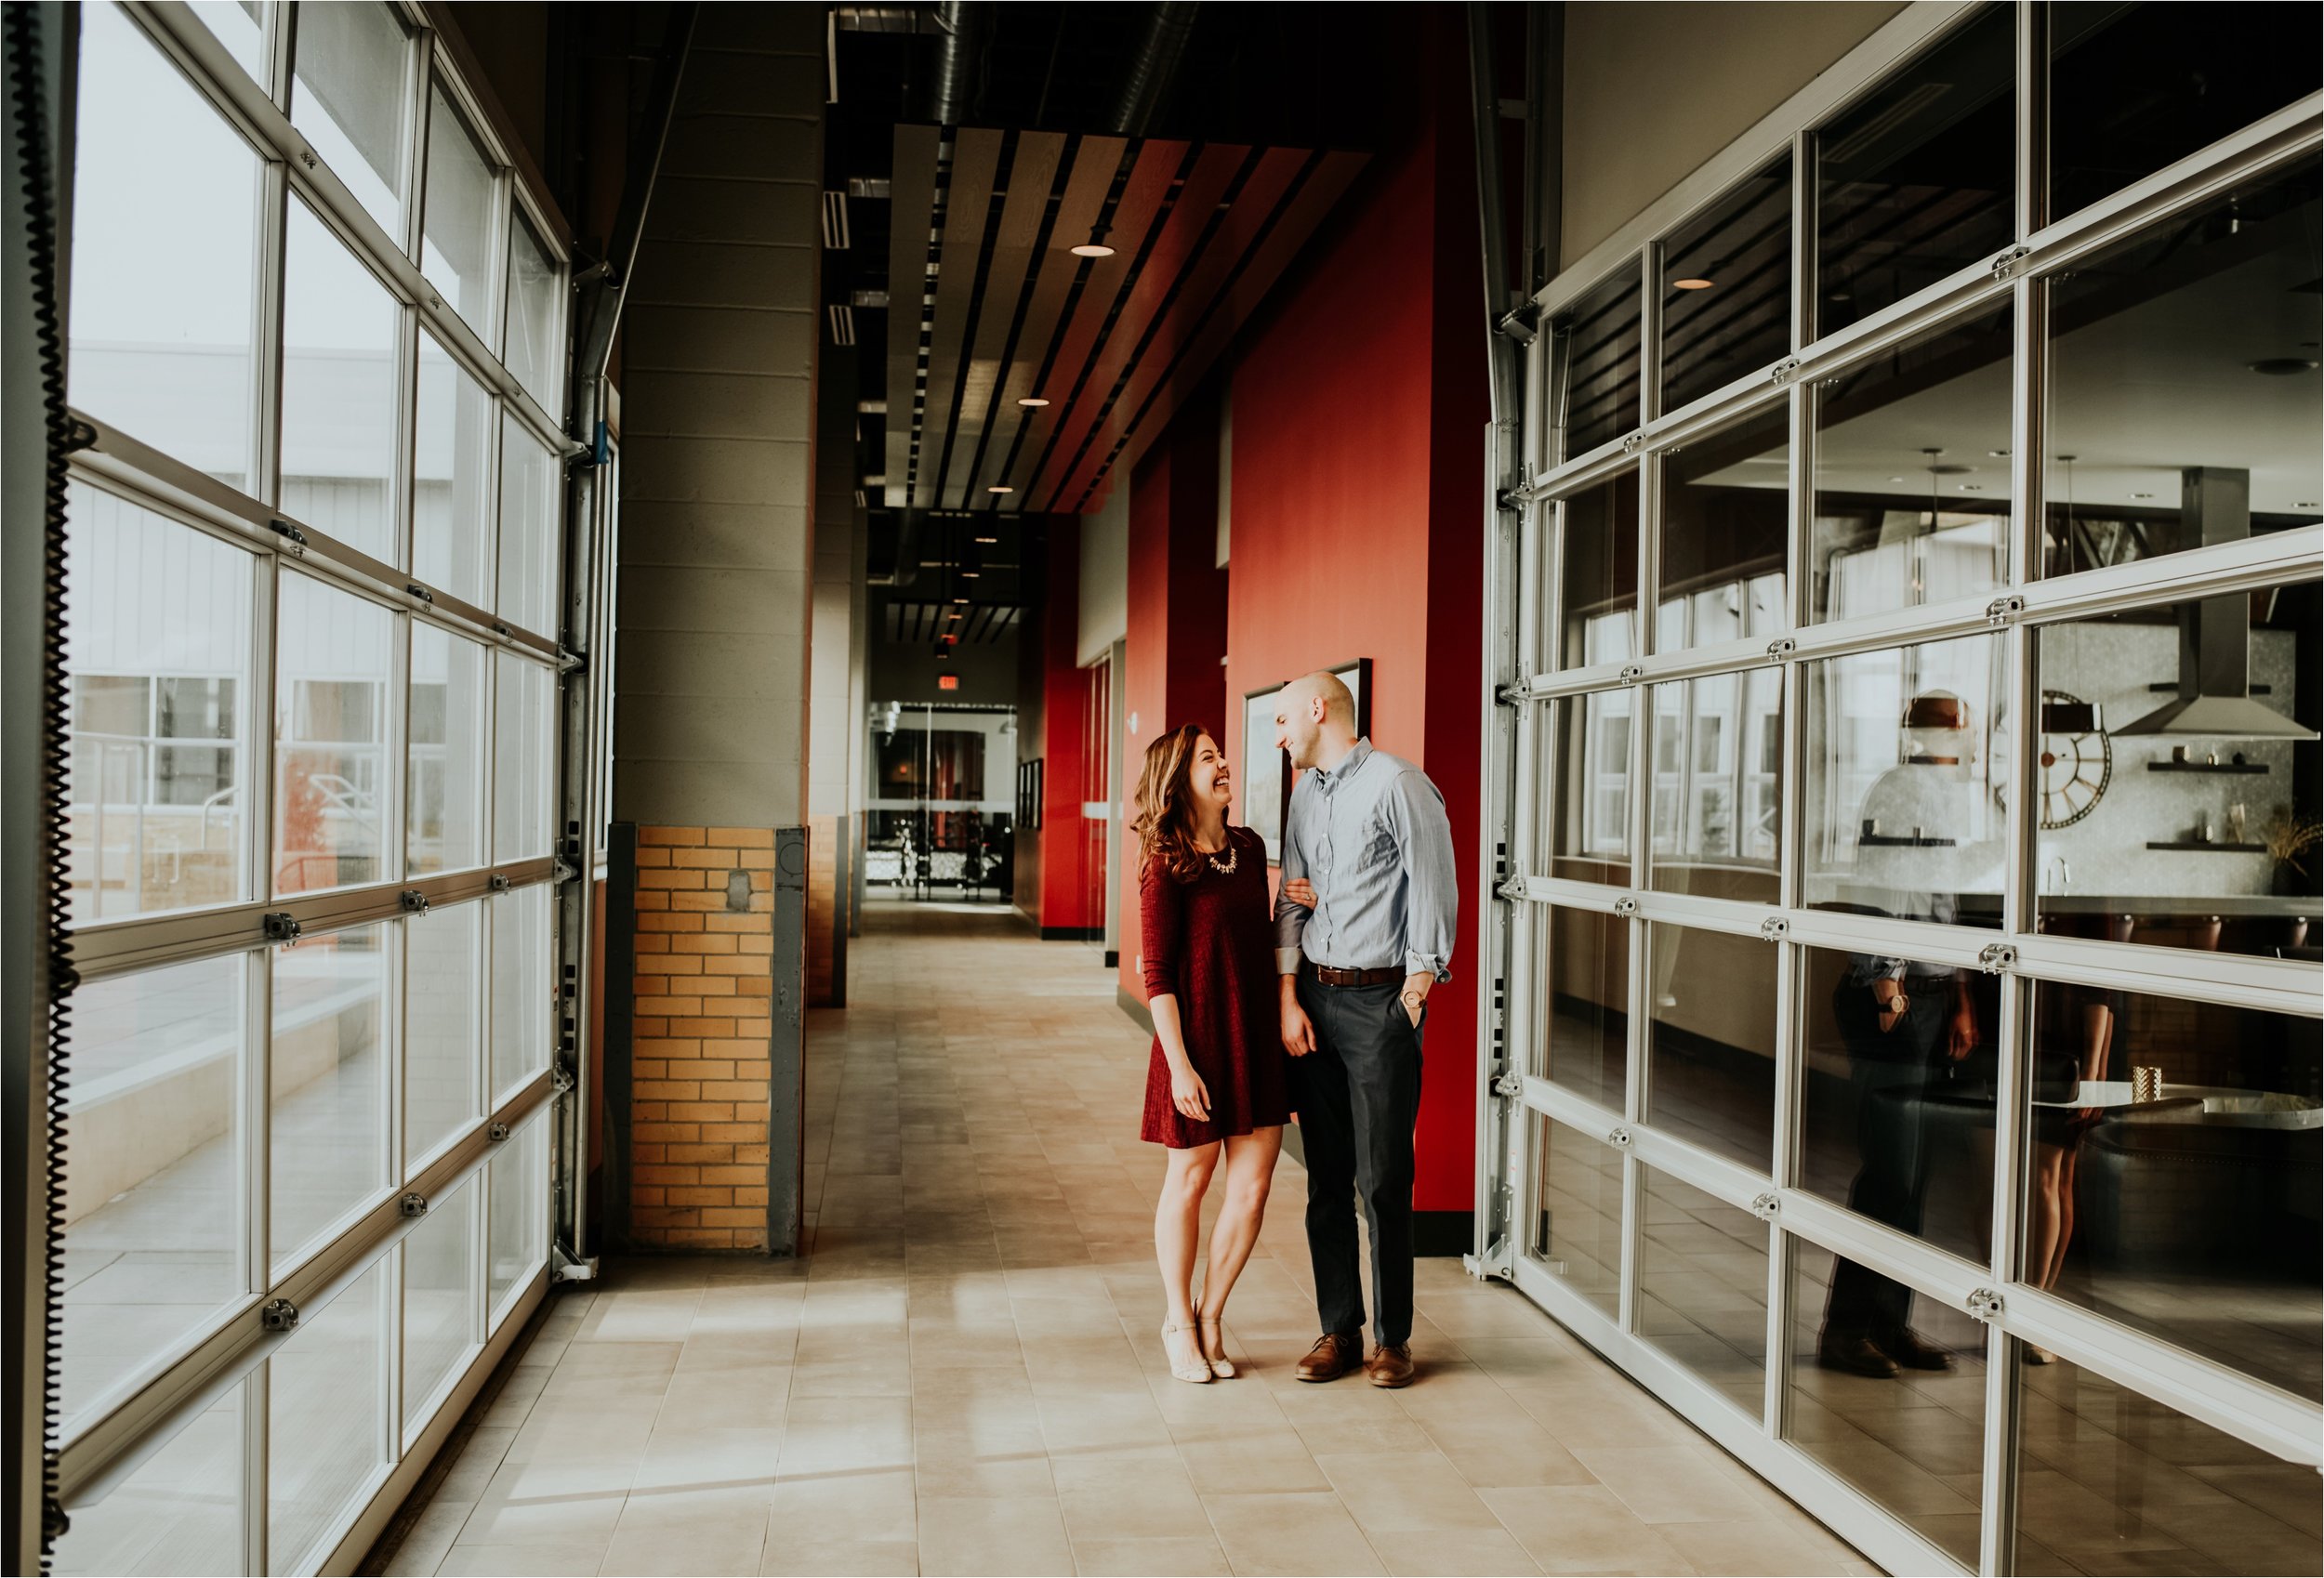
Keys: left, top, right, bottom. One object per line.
{"left": 1272, "top": 672, "right": 1459, "bottom": 1388}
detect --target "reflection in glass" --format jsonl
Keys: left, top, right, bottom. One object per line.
{"left": 503, "top": 212, "right": 564, "bottom": 411}
{"left": 70, "top": 5, "right": 261, "bottom": 490}
{"left": 1647, "top": 672, "right": 1781, "bottom": 902}
{"left": 494, "top": 653, "right": 554, "bottom": 861}
{"left": 1799, "top": 944, "right": 1997, "bottom": 1272}
{"left": 496, "top": 412, "right": 558, "bottom": 636}
{"left": 287, "top": 0, "right": 409, "bottom": 236}
{"left": 409, "top": 624, "right": 487, "bottom": 875}
{"left": 1661, "top": 156, "right": 1792, "bottom": 413}
{"left": 489, "top": 1117, "right": 547, "bottom": 1322}
{"left": 1816, "top": 3, "right": 2014, "bottom": 335}
{"left": 269, "top": 1260, "right": 387, "bottom": 1571}
{"left": 64, "top": 485, "right": 253, "bottom": 924}
{"left": 403, "top": 1178, "right": 478, "bottom": 1436}
{"left": 271, "top": 923, "right": 388, "bottom": 1273}
{"left": 274, "top": 573, "right": 393, "bottom": 897}
{"left": 1638, "top": 1167, "right": 1767, "bottom": 1420}
{"left": 404, "top": 902, "right": 481, "bottom": 1174}
{"left": 59, "top": 956, "right": 247, "bottom": 1427}
{"left": 421, "top": 85, "right": 499, "bottom": 333}
{"left": 2021, "top": 985, "right": 2319, "bottom": 1401}
{"left": 2042, "top": 164, "right": 2323, "bottom": 574}
{"left": 1646, "top": 923, "right": 1776, "bottom": 1171}
{"left": 1552, "top": 261, "right": 1642, "bottom": 460}
{"left": 281, "top": 199, "right": 401, "bottom": 564}
{"left": 1787, "top": 1238, "right": 1987, "bottom": 1566}
{"left": 2050, "top": 3, "right": 2322, "bottom": 222}
{"left": 1812, "top": 303, "right": 2012, "bottom": 625}
{"left": 2032, "top": 583, "right": 2320, "bottom": 959}
{"left": 1537, "top": 906, "right": 1628, "bottom": 1106}
{"left": 413, "top": 335, "right": 495, "bottom": 603}
{"left": 2014, "top": 1360, "right": 2322, "bottom": 1575}
{"left": 1659, "top": 402, "right": 1789, "bottom": 652}
{"left": 491, "top": 885, "right": 551, "bottom": 1099}
{"left": 186, "top": 1, "right": 266, "bottom": 85}
{"left": 1526, "top": 1115, "right": 1622, "bottom": 1318}
{"left": 1547, "top": 693, "right": 1631, "bottom": 883}
{"left": 1556, "top": 469, "right": 1640, "bottom": 669}
{"left": 1802, "top": 634, "right": 2006, "bottom": 927}
{"left": 53, "top": 1378, "right": 244, "bottom": 1576}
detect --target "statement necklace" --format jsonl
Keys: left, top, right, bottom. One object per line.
{"left": 1205, "top": 839, "right": 1238, "bottom": 875}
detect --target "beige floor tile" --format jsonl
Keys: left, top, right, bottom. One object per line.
{"left": 1569, "top": 1444, "right": 1774, "bottom": 1525}
{"left": 1052, "top": 1453, "right": 1209, "bottom": 1541}
{"left": 1477, "top": 1485, "right": 1697, "bottom": 1575}
{"left": 599, "top": 1485, "right": 771, "bottom": 1576}
{"left": 778, "top": 1395, "right": 913, "bottom": 1477}
{"left": 1657, "top": 1517, "right": 1866, "bottom": 1576}
{"left": 434, "top": 1535, "right": 611, "bottom": 1577}
{"left": 764, "top": 1466, "right": 918, "bottom": 1545}
{"left": 380, "top": 1498, "right": 474, "bottom": 1576}
{"left": 914, "top": 1494, "right": 1075, "bottom": 1576}
{"left": 1366, "top": 1526, "right": 1545, "bottom": 1576}
{"left": 1314, "top": 1451, "right": 1505, "bottom": 1532}
{"left": 1203, "top": 1490, "right": 1389, "bottom": 1576}
{"left": 1070, "top": 1534, "right": 1235, "bottom": 1575}
{"left": 1419, "top": 1415, "right": 1595, "bottom": 1490}
{"left": 758, "top": 1539, "right": 919, "bottom": 1576}
{"left": 1178, "top": 1428, "right": 1335, "bottom": 1497}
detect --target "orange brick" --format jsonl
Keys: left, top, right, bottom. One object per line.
{"left": 695, "top": 976, "right": 740, "bottom": 997}
{"left": 636, "top": 1038, "right": 702, "bottom": 1060}
{"left": 635, "top": 847, "right": 672, "bottom": 867}
{"left": 640, "top": 826, "right": 706, "bottom": 846}
{"left": 635, "top": 1123, "right": 700, "bottom": 1144}
{"left": 668, "top": 1101, "right": 733, "bottom": 1122}
{"left": 737, "top": 855, "right": 774, "bottom": 875}
{"left": 667, "top": 1017, "right": 733, "bottom": 1038}
{"left": 733, "top": 1142, "right": 772, "bottom": 1164}
{"left": 633, "top": 1187, "right": 666, "bottom": 1206}
{"left": 701, "top": 1080, "right": 764, "bottom": 1101}
{"left": 668, "top": 890, "right": 728, "bottom": 913}
{"left": 667, "top": 1186, "right": 733, "bottom": 1207}
{"left": 672, "top": 847, "right": 737, "bottom": 869}
{"left": 677, "top": 1059, "right": 737, "bottom": 1081}
{"left": 632, "top": 1100, "right": 667, "bottom": 1121}
{"left": 670, "top": 1143, "right": 736, "bottom": 1164}
{"left": 673, "top": 934, "right": 738, "bottom": 955}
{"left": 732, "top": 1186, "right": 769, "bottom": 1207}
{"left": 733, "top": 1019, "right": 772, "bottom": 1038}
{"left": 700, "top": 1206, "right": 762, "bottom": 1228}
{"left": 703, "top": 953, "right": 762, "bottom": 974}
{"left": 639, "top": 953, "right": 704, "bottom": 975}
{"left": 636, "top": 997, "right": 705, "bottom": 1020}
{"left": 703, "top": 1123, "right": 763, "bottom": 1142}
{"left": 640, "top": 912, "right": 703, "bottom": 932}
{"left": 702, "top": 1164, "right": 761, "bottom": 1185}
{"left": 640, "top": 868, "right": 706, "bottom": 890}
{"left": 630, "top": 1059, "right": 668, "bottom": 1081}
{"left": 733, "top": 1060, "right": 772, "bottom": 1081}
{"left": 631, "top": 1206, "right": 701, "bottom": 1229}
{"left": 633, "top": 890, "right": 669, "bottom": 912}
{"left": 633, "top": 1164, "right": 700, "bottom": 1186}
{"left": 707, "top": 828, "right": 774, "bottom": 848}
{"left": 701, "top": 1037, "right": 763, "bottom": 1059}
{"left": 702, "top": 914, "right": 759, "bottom": 935}
{"left": 728, "top": 1102, "right": 769, "bottom": 1123}
{"left": 736, "top": 978, "right": 773, "bottom": 997}
{"left": 632, "top": 1018, "right": 668, "bottom": 1039}
{"left": 748, "top": 871, "right": 772, "bottom": 891}
{"left": 634, "top": 1080, "right": 701, "bottom": 1102}
{"left": 635, "top": 933, "right": 670, "bottom": 953}
{"left": 659, "top": 1226, "right": 738, "bottom": 1247}
{"left": 631, "top": 1143, "right": 666, "bottom": 1164}
{"left": 736, "top": 934, "right": 772, "bottom": 955}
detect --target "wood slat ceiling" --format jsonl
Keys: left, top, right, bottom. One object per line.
{"left": 883, "top": 600, "right": 1021, "bottom": 645}
{"left": 880, "top": 129, "right": 1367, "bottom": 517}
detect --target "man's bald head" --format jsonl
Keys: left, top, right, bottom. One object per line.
{"left": 1275, "top": 671, "right": 1357, "bottom": 770}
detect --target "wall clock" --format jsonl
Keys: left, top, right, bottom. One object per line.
{"left": 2037, "top": 688, "right": 2111, "bottom": 829}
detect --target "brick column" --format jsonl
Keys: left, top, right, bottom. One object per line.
{"left": 627, "top": 825, "right": 777, "bottom": 1249}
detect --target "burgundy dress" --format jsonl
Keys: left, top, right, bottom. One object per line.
{"left": 1139, "top": 826, "right": 1290, "bottom": 1148}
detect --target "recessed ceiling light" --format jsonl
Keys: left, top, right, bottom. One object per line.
{"left": 2297, "top": 501, "right": 2319, "bottom": 509}
{"left": 988, "top": 485, "right": 1013, "bottom": 494}
{"left": 2132, "top": 492, "right": 2155, "bottom": 500}
{"left": 973, "top": 534, "right": 998, "bottom": 545}
{"left": 952, "top": 597, "right": 969, "bottom": 605}
{"left": 2248, "top": 358, "right": 2319, "bottom": 376}
{"left": 961, "top": 571, "right": 980, "bottom": 579}
{"left": 1070, "top": 227, "right": 1115, "bottom": 259}
{"left": 1672, "top": 277, "right": 1715, "bottom": 291}
{"left": 1018, "top": 397, "right": 1050, "bottom": 408}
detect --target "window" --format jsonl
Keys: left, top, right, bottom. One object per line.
{"left": 53, "top": 1380, "right": 245, "bottom": 1576}
{"left": 270, "top": 922, "right": 389, "bottom": 1274}
{"left": 488, "top": 1117, "right": 548, "bottom": 1325}
{"left": 1552, "top": 259, "right": 1641, "bottom": 460}
{"left": 412, "top": 334, "right": 495, "bottom": 604}
{"left": 404, "top": 901, "right": 482, "bottom": 1173}
{"left": 1638, "top": 1167, "right": 1767, "bottom": 1420}
{"left": 267, "top": 1261, "right": 388, "bottom": 1572}
{"left": 420, "top": 85, "right": 499, "bottom": 334}
{"left": 280, "top": 200, "right": 402, "bottom": 565}
{"left": 408, "top": 623, "right": 488, "bottom": 875}
{"left": 287, "top": 0, "right": 410, "bottom": 237}
{"left": 494, "top": 653, "right": 554, "bottom": 861}
{"left": 402, "top": 1179, "right": 480, "bottom": 1438}
{"left": 490, "top": 884, "right": 551, "bottom": 1100}
{"left": 273, "top": 573, "right": 394, "bottom": 897}
{"left": 502, "top": 210, "right": 565, "bottom": 412}
{"left": 1554, "top": 468, "right": 1641, "bottom": 669}
{"left": 496, "top": 412, "right": 559, "bottom": 636}
{"left": 1661, "top": 156, "right": 1793, "bottom": 413}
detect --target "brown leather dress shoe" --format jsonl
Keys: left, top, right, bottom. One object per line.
{"left": 1817, "top": 1335, "right": 1899, "bottom": 1378}
{"left": 1295, "top": 1333, "right": 1362, "bottom": 1382}
{"left": 1883, "top": 1330, "right": 1955, "bottom": 1372}
{"left": 1365, "top": 1342, "right": 1415, "bottom": 1388}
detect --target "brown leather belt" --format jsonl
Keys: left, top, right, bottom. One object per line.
{"left": 1301, "top": 959, "right": 1402, "bottom": 988}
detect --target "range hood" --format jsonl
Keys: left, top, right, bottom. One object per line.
{"left": 2113, "top": 467, "right": 2318, "bottom": 742}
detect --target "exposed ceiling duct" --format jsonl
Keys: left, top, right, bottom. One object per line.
{"left": 2114, "top": 466, "right": 2318, "bottom": 741}
{"left": 925, "top": 2, "right": 986, "bottom": 127}
{"left": 1107, "top": 3, "right": 1199, "bottom": 137}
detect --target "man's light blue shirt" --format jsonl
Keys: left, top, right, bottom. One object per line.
{"left": 1272, "top": 739, "right": 1459, "bottom": 981}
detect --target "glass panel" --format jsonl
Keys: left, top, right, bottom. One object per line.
{"left": 403, "top": 1178, "right": 478, "bottom": 1435}
{"left": 54, "top": 1379, "right": 244, "bottom": 1576}
{"left": 1646, "top": 923, "right": 1776, "bottom": 1171}
{"left": 494, "top": 653, "right": 553, "bottom": 862}
{"left": 1785, "top": 1237, "right": 1987, "bottom": 1566}
{"left": 495, "top": 412, "right": 558, "bottom": 635}
{"left": 1811, "top": 303, "right": 2013, "bottom": 626}
{"left": 273, "top": 573, "right": 393, "bottom": 897}
{"left": 420, "top": 85, "right": 498, "bottom": 333}
{"left": 1799, "top": 942, "right": 1997, "bottom": 1267}
{"left": 412, "top": 334, "right": 495, "bottom": 603}
{"left": 1660, "top": 156, "right": 1793, "bottom": 412}
{"left": 1555, "top": 468, "right": 1641, "bottom": 669}
{"left": 1525, "top": 1114, "right": 1622, "bottom": 1318}
{"left": 287, "top": 0, "right": 409, "bottom": 237}
{"left": 1638, "top": 1166, "right": 1767, "bottom": 1420}
{"left": 1802, "top": 633, "right": 2007, "bottom": 928}
{"left": 1816, "top": 3, "right": 2014, "bottom": 336}
{"left": 1646, "top": 670, "right": 1782, "bottom": 902}
{"left": 1552, "top": 261, "right": 1642, "bottom": 460}
{"left": 268, "top": 1260, "right": 387, "bottom": 1574}
{"left": 2040, "top": 164, "right": 2323, "bottom": 576}
{"left": 64, "top": 485, "right": 254, "bottom": 925}
{"left": 403, "top": 901, "right": 481, "bottom": 1173}
{"left": 490, "top": 885, "right": 550, "bottom": 1100}
{"left": 408, "top": 623, "right": 488, "bottom": 875}
{"left": 488, "top": 1116, "right": 547, "bottom": 1322}
{"left": 1537, "top": 906, "right": 1628, "bottom": 1105}
{"left": 58, "top": 955, "right": 247, "bottom": 1427}
{"left": 2049, "top": 3, "right": 2322, "bottom": 222}
{"left": 2032, "top": 582, "right": 2320, "bottom": 957}
{"left": 1659, "top": 403, "right": 1790, "bottom": 652}
{"left": 1547, "top": 692, "right": 1631, "bottom": 882}
{"left": 70, "top": 5, "right": 261, "bottom": 490}
{"left": 2020, "top": 985, "right": 2319, "bottom": 1401}
{"left": 503, "top": 212, "right": 563, "bottom": 411}
{"left": 280, "top": 199, "right": 400, "bottom": 565}
{"left": 2014, "top": 1361, "right": 2322, "bottom": 1575}
{"left": 186, "top": 1, "right": 266, "bottom": 85}
{"left": 271, "top": 922, "right": 389, "bottom": 1273}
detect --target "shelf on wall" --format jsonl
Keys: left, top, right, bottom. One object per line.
{"left": 2146, "top": 761, "right": 2268, "bottom": 775}
{"left": 2144, "top": 840, "right": 2267, "bottom": 852}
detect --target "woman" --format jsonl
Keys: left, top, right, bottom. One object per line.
{"left": 1131, "top": 724, "right": 1291, "bottom": 1384}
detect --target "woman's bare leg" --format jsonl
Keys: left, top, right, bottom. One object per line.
{"left": 1157, "top": 1143, "right": 1221, "bottom": 1367}
{"left": 1197, "top": 1127, "right": 1283, "bottom": 1351}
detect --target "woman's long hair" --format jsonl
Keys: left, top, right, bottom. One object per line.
{"left": 1129, "top": 723, "right": 1216, "bottom": 886}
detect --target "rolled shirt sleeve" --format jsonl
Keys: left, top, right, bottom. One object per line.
{"left": 1273, "top": 783, "right": 1311, "bottom": 976}
{"left": 1384, "top": 769, "right": 1458, "bottom": 981}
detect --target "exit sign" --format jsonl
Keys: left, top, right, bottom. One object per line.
{"left": 937, "top": 674, "right": 959, "bottom": 691}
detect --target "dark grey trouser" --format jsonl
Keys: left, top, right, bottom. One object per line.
{"left": 1293, "top": 975, "right": 1424, "bottom": 1347}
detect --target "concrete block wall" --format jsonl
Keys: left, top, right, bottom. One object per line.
{"left": 627, "top": 825, "right": 777, "bottom": 1250}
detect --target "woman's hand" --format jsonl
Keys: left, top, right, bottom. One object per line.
{"left": 1169, "top": 1061, "right": 1212, "bottom": 1123}
{"left": 1281, "top": 877, "right": 1317, "bottom": 910}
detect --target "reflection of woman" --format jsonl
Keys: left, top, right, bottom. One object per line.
{"left": 2022, "top": 987, "right": 2119, "bottom": 1362}
{"left": 1132, "top": 725, "right": 1290, "bottom": 1385}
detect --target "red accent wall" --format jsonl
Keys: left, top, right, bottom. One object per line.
{"left": 1218, "top": 12, "right": 1487, "bottom": 1216}
{"left": 1037, "top": 525, "right": 1091, "bottom": 931}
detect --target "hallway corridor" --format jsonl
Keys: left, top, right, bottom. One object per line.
{"left": 378, "top": 904, "right": 1871, "bottom": 1577}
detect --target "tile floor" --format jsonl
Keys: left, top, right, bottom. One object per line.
{"left": 383, "top": 900, "right": 1873, "bottom": 1577}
